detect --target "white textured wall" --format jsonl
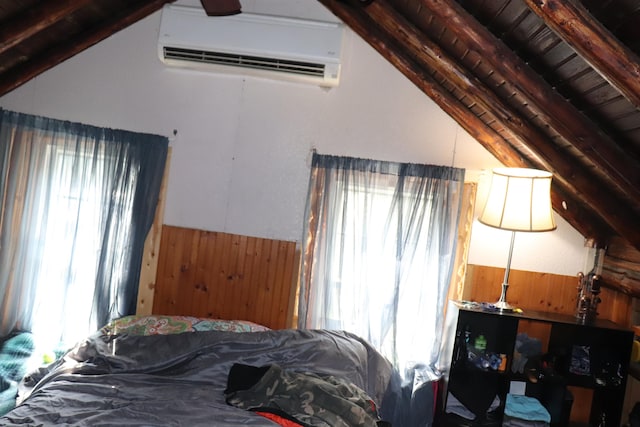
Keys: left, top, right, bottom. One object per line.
{"left": 0, "top": 0, "right": 586, "bottom": 276}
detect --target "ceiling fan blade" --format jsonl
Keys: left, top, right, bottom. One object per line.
{"left": 200, "top": 0, "right": 242, "bottom": 16}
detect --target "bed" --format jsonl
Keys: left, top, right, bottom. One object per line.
{"left": 0, "top": 315, "right": 430, "bottom": 426}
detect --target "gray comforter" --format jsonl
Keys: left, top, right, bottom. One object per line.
{"left": 0, "top": 329, "right": 399, "bottom": 426}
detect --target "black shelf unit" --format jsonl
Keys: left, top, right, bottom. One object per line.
{"left": 440, "top": 301, "right": 634, "bottom": 426}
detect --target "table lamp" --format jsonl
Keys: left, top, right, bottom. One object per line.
{"left": 478, "top": 168, "right": 557, "bottom": 311}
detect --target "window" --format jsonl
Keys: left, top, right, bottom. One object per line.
{"left": 0, "top": 109, "right": 167, "bottom": 357}
{"left": 298, "top": 153, "right": 464, "bottom": 380}
{"left": 30, "top": 145, "right": 134, "bottom": 352}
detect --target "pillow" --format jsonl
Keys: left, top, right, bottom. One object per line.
{"left": 102, "top": 315, "right": 270, "bottom": 336}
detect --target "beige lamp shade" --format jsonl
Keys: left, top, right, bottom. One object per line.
{"left": 478, "top": 168, "right": 556, "bottom": 232}
{"left": 477, "top": 167, "right": 556, "bottom": 311}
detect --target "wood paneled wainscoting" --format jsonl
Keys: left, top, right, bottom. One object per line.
{"left": 150, "top": 226, "right": 300, "bottom": 330}
{"left": 464, "top": 264, "right": 632, "bottom": 325}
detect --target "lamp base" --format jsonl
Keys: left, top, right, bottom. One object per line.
{"left": 494, "top": 299, "right": 515, "bottom": 312}
{"left": 495, "top": 281, "right": 515, "bottom": 312}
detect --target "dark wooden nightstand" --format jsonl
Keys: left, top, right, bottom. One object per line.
{"left": 439, "top": 301, "right": 633, "bottom": 426}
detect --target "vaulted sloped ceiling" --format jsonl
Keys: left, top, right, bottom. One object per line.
{"left": 318, "top": 0, "right": 640, "bottom": 296}
{"left": 0, "top": 0, "right": 175, "bottom": 96}
{"left": 320, "top": 0, "right": 640, "bottom": 244}
{"left": 1, "top": 0, "right": 640, "bottom": 295}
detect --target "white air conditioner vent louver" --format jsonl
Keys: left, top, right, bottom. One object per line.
{"left": 158, "top": 5, "right": 344, "bottom": 87}
{"left": 162, "top": 47, "right": 326, "bottom": 78}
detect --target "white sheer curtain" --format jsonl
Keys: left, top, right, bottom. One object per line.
{"left": 298, "top": 153, "right": 464, "bottom": 381}
{"left": 0, "top": 109, "right": 167, "bottom": 354}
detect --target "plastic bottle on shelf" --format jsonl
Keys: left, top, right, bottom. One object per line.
{"left": 471, "top": 334, "right": 490, "bottom": 369}
{"left": 598, "top": 412, "right": 606, "bottom": 427}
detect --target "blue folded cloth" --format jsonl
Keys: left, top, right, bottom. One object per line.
{"left": 0, "top": 332, "right": 35, "bottom": 383}
{"left": 505, "top": 394, "right": 551, "bottom": 423}
{"left": 0, "top": 332, "right": 35, "bottom": 416}
{"left": 0, "top": 382, "right": 18, "bottom": 416}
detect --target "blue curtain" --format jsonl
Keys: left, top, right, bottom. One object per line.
{"left": 298, "top": 153, "right": 464, "bottom": 381}
{"left": 0, "top": 109, "right": 168, "bottom": 351}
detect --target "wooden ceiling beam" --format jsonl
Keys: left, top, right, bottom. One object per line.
{"left": 523, "top": 0, "right": 640, "bottom": 110}
{"left": 359, "top": 0, "right": 628, "bottom": 246}
{"left": 0, "top": 0, "right": 93, "bottom": 56}
{"left": 420, "top": 1, "right": 640, "bottom": 203}
{"left": 316, "top": 1, "right": 523, "bottom": 166}
{"left": 0, "top": 0, "right": 174, "bottom": 98}
{"left": 602, "top": 236, "right": 640, "bottom": 298}
{"left": 420, "top": 0, "right": 640, "bottom": 248}
{"left": 315, "top": 0, "right": 609, "bottom": 242}
{"left": 550, "top": 186, "right": 611, "bottom": 246}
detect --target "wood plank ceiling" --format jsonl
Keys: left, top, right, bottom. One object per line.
{"left": 1, "top": 0, "right": 640, "bottom": 295}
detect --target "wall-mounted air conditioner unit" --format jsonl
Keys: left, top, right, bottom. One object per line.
{"left": 157, "top": 5, "right": 345, "bottom": 87}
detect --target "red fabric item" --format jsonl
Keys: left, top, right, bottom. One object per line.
{"left": 255, "top": 411, "right": 304, "bottom": 427}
